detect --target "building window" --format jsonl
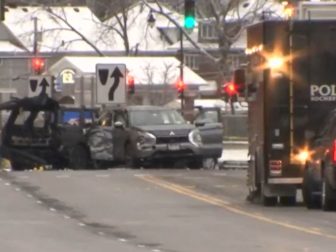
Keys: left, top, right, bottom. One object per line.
{"left": 200, "top": 22, "right": 217, "bottom": 39}
{"left": 185, "top": 54, "right": 199, "bottom": 70}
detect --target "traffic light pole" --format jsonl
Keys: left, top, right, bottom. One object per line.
{"left": 33, "top": 17, "right": 38, "bottom": 55}
{"left": 180, "top": 27, "right": 184, "bottom": 113}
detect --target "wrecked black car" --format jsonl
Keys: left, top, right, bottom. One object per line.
{"left": 0, "top": 94, "right": 96, "bottom": 170}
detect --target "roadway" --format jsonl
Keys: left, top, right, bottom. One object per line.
{"left": 0, "top": 168, "right": 335, "bottom": 252}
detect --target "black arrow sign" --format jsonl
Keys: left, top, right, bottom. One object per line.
{"left": 98, "top": 69, "right": 109, "bottom": 86}
{"left": 30, "top": 79, "right": 38, "bottom": 92}
{"left": 39, "top": 78, "right": 50, "bottom": 95}
{"left": 109, "top": 67, "right": 124, "bottom": 101}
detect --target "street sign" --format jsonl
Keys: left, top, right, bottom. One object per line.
{"left": 28, "top": 76, "right": 52, "bottom": 97}
{"left": 96, "top": 64, "right": 126, "bottom": 104}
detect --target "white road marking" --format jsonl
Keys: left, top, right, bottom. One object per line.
{"left": 95, "top": 174, "right": 110, "bottom": 178}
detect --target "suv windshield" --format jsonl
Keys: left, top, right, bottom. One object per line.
{"left": 129, "top": 109, "right": 186, "bottom": 126}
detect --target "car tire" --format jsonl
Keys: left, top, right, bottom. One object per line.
{"left": 302, "top": 167, "right": 321, "bottom": 209}
{"left": 322, "top": 177, "right": 336, "bottom": 211}
{"left": 125, "top": 144, "right": 142, "bottom": 169}
{"left": 69, "top": 145, "right": 90, "bottom": 170}
{"left": 188, "top": 158, "right": 202, "bottom": 169}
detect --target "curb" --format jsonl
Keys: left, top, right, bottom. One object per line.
{"left": 219, "top": 160, "right": 248, "bottom": 169}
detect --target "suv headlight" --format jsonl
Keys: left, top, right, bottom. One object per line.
{"left": 188, "top": 129, "right": 202, "bottom": 147}
{"left": 136, "top": 131, "right": 156, "bottom": 146}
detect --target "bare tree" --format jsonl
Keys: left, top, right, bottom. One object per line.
{"left": 140, "top": 61, "right": 179, "bottom": 105}
{"left": 142, "top": 0, "right": 281, "bottom": 80}
{"left": 45, "top": 7, "right": 104, "bottom": 55}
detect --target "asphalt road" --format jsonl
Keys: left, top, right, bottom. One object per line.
{"left": 0, "top": 168, "right": 336, "bottom": 252}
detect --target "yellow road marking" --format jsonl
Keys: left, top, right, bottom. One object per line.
{"left": 136, "top": 174, "right": 336, "bottom": 240}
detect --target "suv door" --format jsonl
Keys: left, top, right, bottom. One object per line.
{"left": 194, "top": 107, "right": 223, "bottom": 158}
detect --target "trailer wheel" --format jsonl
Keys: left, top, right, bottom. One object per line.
{"left": 279, "top": 196, "right": 296, "bottom": 206}
{"left": 322, "top": 177, "right": 336, "bottom": 211}
{"left": 246, "top": 153, "right": 261, "bottom": 202}
{"left": 302, "top": 167, "right": 321, "bottom": 209}
{"left": 262, "top": 195, "right": 277, "bottom": 206}
{"left": 261, "top": 184, "right": 277, "bottom": 206}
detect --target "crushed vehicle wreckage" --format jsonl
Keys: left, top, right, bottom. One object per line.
{"left": 0, "top": 94, "right": 96, "bottom": 170}
{"left": 0, "top": 94, "right": 224, "bottom": 170}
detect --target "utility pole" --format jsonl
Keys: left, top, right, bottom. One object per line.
{"left": 180, "top": 27, "right": 184, "bottom": 112}
{"left": 33, "top": 17, "right": 38, "bottom": 55}
{"left": 0, "top": 0, "right": 5, "bottom": 21}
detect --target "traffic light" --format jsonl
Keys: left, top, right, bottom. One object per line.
{"left": 176, "top": 78, "right": 185, "bottom": 94}
{"left": 222, "top": 82, "right": 238, "bottom": 103}
{"left": 31, "top": 57, "right": 45, "bottom": 75}
{"left": 127, "top": 74, "right": 135, "bottom": 94}
{"left": 223, "top": 82, "right": 238, "bottom": 96}
{"left": 184, "top": 0, "right": 196, "bottom": 30}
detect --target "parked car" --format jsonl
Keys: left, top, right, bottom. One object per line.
{"left": 303, "top": 109, "right": 336, "bottom": 211}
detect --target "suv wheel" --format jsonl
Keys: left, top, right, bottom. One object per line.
{"left": 125, "top": 144, "right": 142, "bottom": 169}
{"left": 202, "top": 158, "right": 218, "bottom": 170}
{"left": 188, "top": 158, "right": 202, "bottom": 169}
{"left": 69, "top": 145, "right": 90, "bottom": 170}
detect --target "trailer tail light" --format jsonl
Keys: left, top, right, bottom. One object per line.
{"left": 332, "top": 139, "right": 336, "bottom": 165}
{"left": 269, "top": 160, "right": 282, "bottom": 176}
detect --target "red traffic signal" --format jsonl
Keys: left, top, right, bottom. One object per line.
{"left": 223, "top": 82, "right": 238, "bottom": 96}
{"left": 175, "top": 78, "right": 185, "bottom": 94}
{"left": 127, "top": 74, "right": 135, "bottom": 94}
{"left": 31, "top": 57, "right": 45, "bottom": 75}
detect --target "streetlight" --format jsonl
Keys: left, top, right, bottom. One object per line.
{"left": 147, "top": 10, "right": 185, "bottom": 112}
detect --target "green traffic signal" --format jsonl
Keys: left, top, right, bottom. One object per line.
{"left": 184, "top": 16, "right": 195, "bottom": 29}
{"left": 184, "top": 0, "right": 195, "bottom": 30}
